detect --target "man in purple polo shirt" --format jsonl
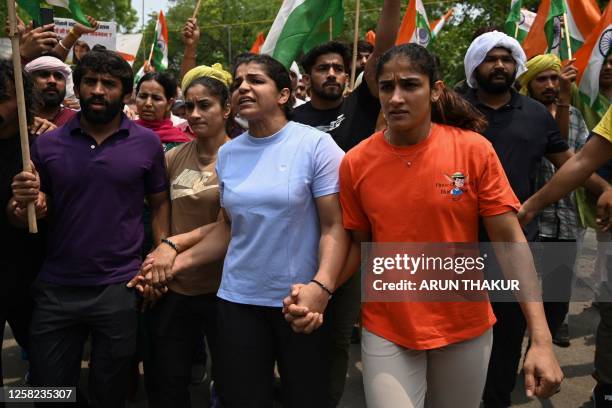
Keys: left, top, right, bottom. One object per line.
{"left": 11, "top": 50, "right": 170, "bottom": 407}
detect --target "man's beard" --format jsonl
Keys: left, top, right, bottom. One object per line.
{"left": 41, "top": 88, "right": 65, "bottom": 109}
{"left": 533, "top": 88, "right": 558, "bottom": 105}
{"left": 312, "top": 80, "right": 344, "bottom": 101}
{"left": 80, "top": 96, "right": 124, "bottom": 124}
{"left": 475, "top": 69, "right": 516, "bottom": 94}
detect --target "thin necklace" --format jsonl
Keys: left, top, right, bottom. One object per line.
{"left": 384, "top": 126, "right": 431, "bottom": 167}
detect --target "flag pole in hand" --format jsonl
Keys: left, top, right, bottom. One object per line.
{"left": 562, "top": 13, "right": 572, "bottom": 60}
{"left": 193, "top": 0, "right": 202, "bottom": 18}
{"left": 7, "top": 0, "right": 38, "bottom": 233}
{"left": 350, "top": 0, "right": 361, "bottom": 90}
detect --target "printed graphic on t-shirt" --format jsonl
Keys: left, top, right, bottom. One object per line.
{"left": 436, "top": 172, "right": 470, "bottom": 201}
{"left": 315, "top": 113, "right": 346, "bottom": 134}
{"left": 171, "top": 168, "right": 216, "bottom": 200}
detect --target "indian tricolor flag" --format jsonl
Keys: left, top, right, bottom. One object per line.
{"left": 522, "top": 0, "right": 601, "bottom": 59}
{"left": 260, "top": 0, "right": 343, "bottom": 68}
{"left": 151, "top": 11, "right": 169, "bottom": 72}
{"left": 17, "top": 0, "right": 89, "bottom": 26}
{"left": 396, "top": 0, "right": 431, "bottom": 47}
{"left": 504, "top": 0, "right": 523, "bottom": 40}
{"left": 574, "top": 2, "right": 612, "bottom": 106}
{"left": 429, "top": 8, "right": 453, "bottom": 38}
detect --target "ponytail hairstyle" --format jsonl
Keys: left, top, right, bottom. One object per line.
{"left": 376, "top": 44, "right": 487, "bottom": 134}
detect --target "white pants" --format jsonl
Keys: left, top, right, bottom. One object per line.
{"left": 362, "top": 328, "right": 493, "bottom": 408}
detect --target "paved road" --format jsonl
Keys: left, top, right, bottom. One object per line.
{"left": 2, "top": 231, "right": 603, "bottom": 407}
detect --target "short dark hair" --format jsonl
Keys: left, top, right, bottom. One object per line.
{"left": 136, "top": 72, "right": 178, "bottom": 100}
{"left": 0, "top": 59, "right": 39, "bottom": 125}
{"left": 357, "top": 40, "right": 374, "bottom": 55}
{"left": 184, "top": 76, "right": 229, "bottom": 107}
{"left": 231, "top": 53, "right": 292, "bottom": 118}
{"left": 73, "top": 50, "right": 134, "bottom": 96}
{"left": 301, "top": 41, "right": 351, "bottom": 74}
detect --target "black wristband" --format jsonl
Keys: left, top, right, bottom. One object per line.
{"left": 310, "top": 279, "right": 333, "bottom": 299}
{"left": 161, "top": 238, "right": 179, "bottom": 253}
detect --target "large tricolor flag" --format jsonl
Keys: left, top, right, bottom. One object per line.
{"left": 429, "top": 8, "right": 453, "bottom": 38}
{"left": 17, "top": 0, "right": 89, "bottom": 26}
{"left": 260, "top": 0, "right": 343, "bottom": 68}
{"left": 396, "top": 0, "right": 431, "bottom": 47}
{"left": 151, "top": 10, "right": 169, "bottom": 72}
{"left": 574, "top": 2, "right": 612, "bottom": 106}
{"left": 522, "top": 0, "right": 601, "bottom": 59}
{"left": 250, "top": 32, "right": 266, "bottom": 54}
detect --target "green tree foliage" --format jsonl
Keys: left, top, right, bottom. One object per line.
{"left": 3, "top": 0, "right": 609, "bottom": 85}
{"left": 140, "top": 0, "right": 608, "bottom": 84}
{"left": 0, "top": 0, "right": 138, "bottom": 35}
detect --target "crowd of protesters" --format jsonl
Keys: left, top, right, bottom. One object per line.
{"left": 1, "top": 0, "right": 612, "bottom": 407}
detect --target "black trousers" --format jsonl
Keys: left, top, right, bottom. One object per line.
{"left": 150, "top": 290, "right": 218, "bottom": 408}
{"left": 540, "top": 238, "right": 577, "bottom": 336}
{"left": 482, "top": 302, "right": 526, "bottom": 408}
{"left": 483, "top": 239, "right": 577, "bottom": 407}
{"left": 29, "top": 280, "right": 138, "bottom": 408}
{"left": 0, "top": 284, "right": 33, "bottom": 384}
{"left": 215, "top": 298, "right": 329, "bottom": 408}
{"left": 325, "top": 270, "right": 361, "bottom": 408}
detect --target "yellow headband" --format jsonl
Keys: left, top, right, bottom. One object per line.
{"left": 181, "top": 63, "right": 233, "bottom": 93}
{"left": 518, "top": 54, "right": 561, "bottom": 95}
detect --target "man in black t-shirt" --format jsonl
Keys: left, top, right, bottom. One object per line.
{"left": 291, "top": 2, "right": 401, "bottom": 406}
{"left": 292, "top": 41, "right": 381, "bottom": 152}
{"left": 0, "top": 60, "right": 45, "bottom": 393}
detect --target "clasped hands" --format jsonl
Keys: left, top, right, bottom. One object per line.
{"left": 127, "top": 243, "right": 178, "bottom": 308}
{"left": 282, "top": 282, "right": 331, "bottom": 334}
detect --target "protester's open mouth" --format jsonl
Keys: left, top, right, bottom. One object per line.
{"left": 238, "top": 97, "right": 255, "bottom": 107}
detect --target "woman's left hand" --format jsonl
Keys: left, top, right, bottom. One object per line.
{"left": 522, "top": 341, "right": 564, "bottom": 399}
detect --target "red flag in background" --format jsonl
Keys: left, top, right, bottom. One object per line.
{"left": 250, "top": 32, "right": 266, "bottom": 54}
{"left": 365, "top": 30, "right": 376, "bottom": 46}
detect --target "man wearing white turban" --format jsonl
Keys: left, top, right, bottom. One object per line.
{"left": 25, "top": 56, "right": 76, "bottom": 126}
{"left": 461, "top": 32, "right": 611, "bottom": 408}
{"left": 463, "top": 31, "right": 527, "bottom": 91}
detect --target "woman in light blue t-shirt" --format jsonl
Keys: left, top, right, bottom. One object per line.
{"left": 140, "top": 53, "right": 349, "bottom": 407}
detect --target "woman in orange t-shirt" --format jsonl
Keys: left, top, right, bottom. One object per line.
{"left": 337, "top": 44, "right": 561, "bottom": 407}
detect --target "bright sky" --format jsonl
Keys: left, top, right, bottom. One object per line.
{"left": 131, "top": 0, "right": 172, "bottom": 29}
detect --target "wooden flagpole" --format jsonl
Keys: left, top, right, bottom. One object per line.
{"left": 329, "top": 17, "right": 333, "bottom": 41}
{"left": 562, "top": 12, "right": 572, "bottom": 60}
{"left": 193, "top": 0, "right": 203, "bottom": 18}
{"left": 7, "top": 0, "right": 37, "bottom": 233}
{"left": 350, "top": 0, "right": 361, "bottom": 90}
{"left": 147, "top": 12, "right": 159, "bottom": 65}
{"left": 514, "top": 22, "right": 519, "bottom": 39}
